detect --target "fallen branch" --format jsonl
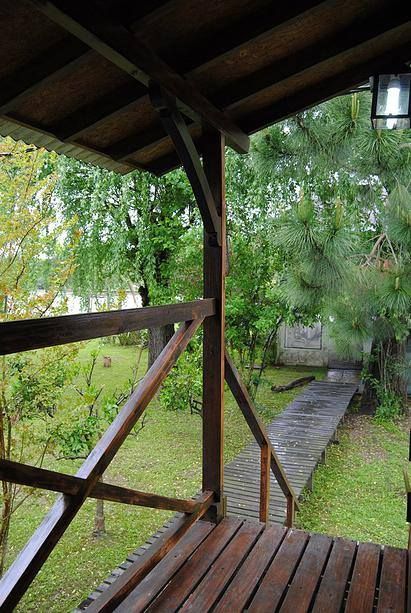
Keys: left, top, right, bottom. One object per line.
{"left": 271, "top": 375, "right": 315, "bottom": 392}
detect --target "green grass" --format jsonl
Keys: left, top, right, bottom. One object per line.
{"left": 6, "top": 344, "right": 324, "bottom": 612}
{"left": 297, "top": 414, "right": 409, "bottom": 548}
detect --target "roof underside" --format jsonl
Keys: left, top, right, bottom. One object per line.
{"left": 0, "top": 0, "right": 410, "bottom": 175}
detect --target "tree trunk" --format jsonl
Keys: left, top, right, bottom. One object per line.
{"left": 362, "top": 337, "right": 408, "bottom": 413}
{"left": 139, "top": 284, "right": 175, "bottom": 369}
{"left": 148, "top": 324, "right": 175, "bottom": 368}
{"left": 93, "top": 476, "right": 106, "bottom": 538}
{"left": 0, "top": 484, "right": 12, "bottom": 576}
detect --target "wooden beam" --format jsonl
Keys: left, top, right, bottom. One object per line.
{"left": 111, "top": 11, "right": 411, "bottom": 165}
{"left": 0, "top": 459, "right": 202, "bottom": 514}
{"left": 86, "top": 490, "right": 214, "bottom": 612}
{"left": 0, "top": 318, "right": 203, "bottom": 610}
{"left": 224, "top": 350, "right": 299, "bottom": 510}
{"left": 0, "top": 298, "right": 215, "bottom": 355}
{"left": 202, "top": 130, "right": 225, "bottom": 520}
{"left": 50, "top": 1, "right": 324, "bottom": 144}
{"left": 259, "top": 444, "right": 270, "bottom": 523}
{"left": 150, "top": 86, "right": 221, "bottom": 244}
{"left": 29, "top": 1, "right": 249, "bottom": 153}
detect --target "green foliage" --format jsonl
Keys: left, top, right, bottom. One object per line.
{"left": 56, "top": 159, "right": 195, "bottom": 305}
{"left": 159, "top": 340, "right": 202, "bottom": 412}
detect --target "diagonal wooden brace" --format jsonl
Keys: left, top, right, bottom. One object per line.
{"left": 149, "top": 83, "right": 221, "bottom": 246}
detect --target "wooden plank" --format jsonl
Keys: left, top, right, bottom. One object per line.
{"left": 111, "top": 520, "right": 214, "bottom": 612}
{"left": 202, "top": 130, "right": 225, "bottom": 517}
{"left": 150, "top": 85, "right": 221, "bottom": 244}
{"left": 49, "top": 1, "right": 325, "bottom": 148}
{"left": 345, "top": 542, "right": 381, "bottom": 613}
{"left": 0, "top": 298, "right": 214, "bottom": 355}
{"left": 0, "top": 37, "right": 88, "bottom": 114}
{"left": 280, "top": 533, "right": 332, "bottom": 612}
{"left": 145, "top": 517, "right": 243, "bottom": 612}
{"left": 0, "top": 459, "right": 204, "bottom": 513}
{"left": 217, "top": 6, "right": 411, "bottom": 111}
{"left": 312, "top": 538, "right": 356, "bottom": 612}
{"left": 377, "top": 546, "right": 407, "bottom": 613}
{"left": 214, "top": 524, "right": 286, "bottom": 612}
{"left": 248, "top": 529, "right": 309, "bottom": 612}
{"left": 87, "top": 491, "right": 214, "bottom": 613}
{"left": 260, "top": 444, "right": 270, "bottom": 523}
{"left": 0, "top": 319, "right": 203, "bottom": 610}
{"left": 180, "top": 520, "right": 264, "bottom": 611}
{"left": 29, "top": 1, "right": 250, "bottom": 154}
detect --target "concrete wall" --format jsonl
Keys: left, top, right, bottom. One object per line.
{"left": 277, "top": 323, "right": 364, "bottom": 368}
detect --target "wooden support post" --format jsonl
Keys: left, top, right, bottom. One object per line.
{"left": 202, "top": 129, "right": 226, "bottom": 521}
{"left": 259, "top": 444, "right": 270, "bottom": 523}
{"left": 286, "top": 496, "right": 295, "bottom": 528}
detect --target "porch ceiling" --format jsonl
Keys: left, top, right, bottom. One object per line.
{"left": 0, "top": 0, "right": 410, "bottom": 175}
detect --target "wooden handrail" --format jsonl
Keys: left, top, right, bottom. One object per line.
{"left": 0, "top": 298, "right": 215, "bottom": 355}
{"left": 0, "top": 318, "right": 203, "bottom": 610}
{"left": 224, "top": 349, "right": 299, "bottom": 525}
{"left": 0, "top": 459, "right": 202, "bottom": 514}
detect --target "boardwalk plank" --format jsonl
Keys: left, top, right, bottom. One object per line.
{"left": 377, "top": 546, "right": 407, "bottom": 613}
{"left": 279, "top": 533, "right": 332, "bottom": 612}
{"left": 345, "top": 542, "right": 381, "bottom": 613}
{"left": 312, "top": 537, "right": 356, "bottom": 613}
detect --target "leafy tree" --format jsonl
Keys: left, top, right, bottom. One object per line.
{"left": 0, "top": 139, "right": 78, "bottom": 574}
{"left": 57, "top": 160, "right": 197, "bottom": 366}
{"left": 252, "top": 93, "right": 411, "bottom": 415}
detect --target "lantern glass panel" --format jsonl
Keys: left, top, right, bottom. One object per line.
{"left": 372, "top": 73, "right": 411, "bottom": 129}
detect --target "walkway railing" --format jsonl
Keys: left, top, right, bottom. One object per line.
{"left": 0, "top": 299, "right": 298, "bottom": 609}
{"left": 225, "top": 350, "right": 299, "bottom": 525}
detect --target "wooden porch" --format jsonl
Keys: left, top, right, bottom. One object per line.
{"left": 0, "top": 1, "right": 410, "bottom": 610}
{"left": 82, "top": 516, "right": 409, "bottom": 612}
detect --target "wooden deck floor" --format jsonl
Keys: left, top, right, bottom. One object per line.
{"left": 225, "top": 378, "right": 358, "bottom": 523}
{"left": 98, "top": 517, "right": 408, "bottom": 612}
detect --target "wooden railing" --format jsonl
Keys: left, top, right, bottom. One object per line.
{"left": 225, "top": 350, "right": 299, "bottom": 525}
{"left": 0, "top": 300, "right": 214, "bottom": 610}
{"left": 0, "top": 299, "right": 298, "bottom": 609}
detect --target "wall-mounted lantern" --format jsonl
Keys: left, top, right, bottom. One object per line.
{"left": 371, "top": 73, "right": 411, "bottom": 129}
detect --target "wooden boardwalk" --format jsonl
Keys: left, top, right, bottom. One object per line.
{"left": 225, "top": 377, "right": 358, "bottom": 524}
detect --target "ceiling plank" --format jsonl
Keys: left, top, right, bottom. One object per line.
{"left": 50, "top": 0, "right": 325, "bottom": 142}
{"left": 109, "top": 16, "right": 411, "bottom": 163}
{"left": 240, "top": 42, "right": 411, "bottom": 134}
{"left": 214, "top": 9, "right": 411, "bottom": 110}
{"left": 0, "top": 37, "right": 89, "bottom": 114}
{"left": 29, "top": 0, "right": 250, "bottom": 153}
{"left": 145, "top": 42, "right": 411, "bottom": 176}
{"left": 0, "top": 2, "right": 173, "bottom": 116}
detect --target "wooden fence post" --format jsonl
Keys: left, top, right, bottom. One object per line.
{"left": 202, "top": 129, "right": 226, "bottom": 520}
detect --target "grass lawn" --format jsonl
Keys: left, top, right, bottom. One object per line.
{"left": 7, "top": 342, "right": 324, "bottom": 612}
{"left": 297, "top": 413, "right": 409, "bottom": 548}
